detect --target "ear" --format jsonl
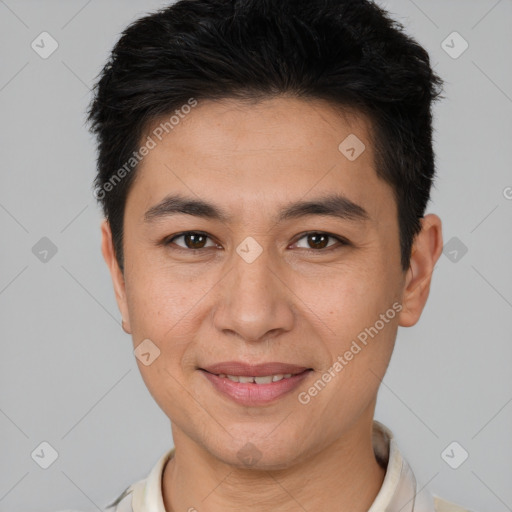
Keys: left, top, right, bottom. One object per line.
{"left": 398, "top": 214, "right": 443, "bottom": 327}
{"left": 100, "top": 219, "right": 132, "bottom": 334}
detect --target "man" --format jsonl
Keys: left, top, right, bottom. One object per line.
{"left": 86, "top": 0, "right": 472, "bottom": 510}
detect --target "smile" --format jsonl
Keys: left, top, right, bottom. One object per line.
{"left": 200, "top": 368, "right": 312, "bottom": 406}
{"left": 214, "top": 373, "right": 294, "bottom": 383}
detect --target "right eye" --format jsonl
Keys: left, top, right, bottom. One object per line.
{"left": 164, "top": 231, "right": 220, "bottom": 251}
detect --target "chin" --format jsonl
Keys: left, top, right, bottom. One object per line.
{"left": 209, "top": 438, "right": 306, "bottom": 471}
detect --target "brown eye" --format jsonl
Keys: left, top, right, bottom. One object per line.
{"left": 166, "top": 232, "right": 216, "bottom": 250}
{"left": 294, "top": 232, "right": 347, "bottom": 251}
{"left": 184, "top": 233, "right": 207, "bottom": 249}
{"left": 306, "top": 233, "right": 329, "bottom": 249}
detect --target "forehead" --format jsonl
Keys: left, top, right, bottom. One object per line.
{"left": 143, "top": 96, "right": 372, "bottom": 161}
{"left": 126, "top": 96, "right": 394, "bottom": 224}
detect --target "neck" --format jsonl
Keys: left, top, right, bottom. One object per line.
{"left": 162, "top": 410, "right": 385, "bottom": 512}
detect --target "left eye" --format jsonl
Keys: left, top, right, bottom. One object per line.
{"left": 293, "top": 232, "right": 345, "bottom": 251}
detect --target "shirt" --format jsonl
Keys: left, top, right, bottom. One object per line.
{"left": 64, "top": 421, "right": 473, "bottom": 512}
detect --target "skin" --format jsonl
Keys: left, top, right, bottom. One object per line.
{"left": 101, "top": 96, "right": 443, "bottom": 511}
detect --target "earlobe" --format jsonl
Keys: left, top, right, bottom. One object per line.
{"left": 100, "top": 219, "right": 132, "bottom": 334}
{"left": 398, "top": 214, "right": 443, "bottom": 328}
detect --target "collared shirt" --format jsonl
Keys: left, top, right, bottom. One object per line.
{"left": 94, "top": 421, "right": 471, "bottom": 512}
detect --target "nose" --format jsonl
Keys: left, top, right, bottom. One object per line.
{"left": 212, "top": 243, "right": 295, "bottom": 344}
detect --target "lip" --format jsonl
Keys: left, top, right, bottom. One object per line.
{"left": 200, "top": 361, "right": 310, "bottom": 377}
{"left": 200, "top": 365, "right": 313, "bottom": 406}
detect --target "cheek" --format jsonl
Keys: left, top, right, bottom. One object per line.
{"left": 127, "top": 277, "right": 198, "bottom": 413}
{"left": 310, "top": 292, "right": 398, "bottom": 414}
{"left": 124, "top": 265, "right": 213, "bottom": 395}
{"left": 319, "top": 265, "right": 398, "bottom": 326}
{"left": 124, "top": 263, "right": 205, "bottom": 337}
{"left": 306, "top": 260, "right": 400, "bottom": 379}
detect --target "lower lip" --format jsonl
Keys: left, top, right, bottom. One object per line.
{"left": 201, "top": 369, "right": 312, "bottom": 406}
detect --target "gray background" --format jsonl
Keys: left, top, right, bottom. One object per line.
{"left": 0, "top": 0, "right": 511, "bottom": 511}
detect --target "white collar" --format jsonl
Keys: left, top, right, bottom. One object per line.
{"left": 368, "top": 421, "right": 435, "bottom": 511}
{"left": 106, "top": 421, "right": 437, "bottom": 512}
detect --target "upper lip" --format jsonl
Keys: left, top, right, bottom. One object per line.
{"left": 200, "top": 361, "right": 311, "bottom": 377}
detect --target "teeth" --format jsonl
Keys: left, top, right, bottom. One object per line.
{"left": 255, "top": 375, "right": 273, "bottom": 384}
{"left": 220, "top": 373, "right": 295, "bottom": 384}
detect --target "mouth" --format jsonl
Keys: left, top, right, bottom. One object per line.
{"left": 199, "top": 362, "right": 313, "bottom": 406}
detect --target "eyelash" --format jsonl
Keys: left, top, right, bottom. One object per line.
{"left": 162, "top": 231, "right": 350, "bottom": 254}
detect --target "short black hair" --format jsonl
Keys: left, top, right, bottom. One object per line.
{"left": 87, "top": 0, "right": 443, "bottom": 273}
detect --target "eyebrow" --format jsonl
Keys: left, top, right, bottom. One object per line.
{"left": 144, "top": 193, "right": 369, "bottom": 224}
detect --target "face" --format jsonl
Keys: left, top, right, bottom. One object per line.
{"left": 101, "top": 97, "right": 442, "bottom": 469}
